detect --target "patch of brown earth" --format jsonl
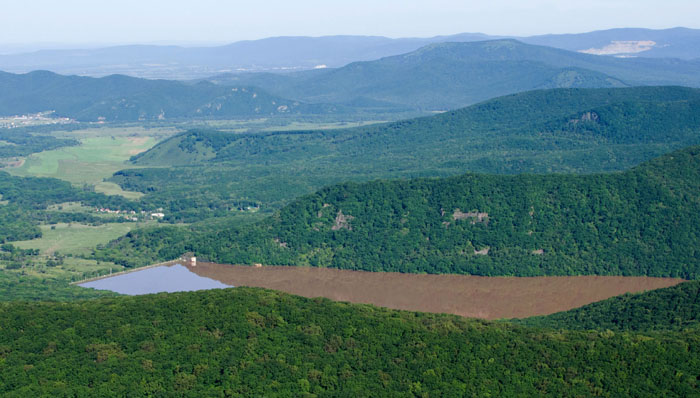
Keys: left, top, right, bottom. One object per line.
{"left": 127, "top": 137, "right": 149, "bottom": 145}
{"left": 473, "top": 247, "right": 490, "bottom": 255}
{"left": 187, "top": 262, "right": 684, "bottom": 320}
{"left": 1, "top": 157, "right": 25, "bottom": 168}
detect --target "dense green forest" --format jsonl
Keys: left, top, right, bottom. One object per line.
{"left": 518, "top": 281, "right": 700, "bottom": 332}
{"left": 110, "top": 86, "right": 700, "bottom": 222}
{"left": 0, "top": 271, "right": 116, "bottom": 301}
{"left": 96, "top": 145, "right": 700, "bottom": 279}
{"left": 0, "top": 287, "right": 697, "bottom": 396}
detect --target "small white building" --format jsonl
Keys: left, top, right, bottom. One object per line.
{"left": 180, "top": 252, "right": 197, "bottom": 267}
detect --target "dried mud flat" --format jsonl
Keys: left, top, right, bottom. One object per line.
{"left": 188, "top": 263, "right": 684, "bottom": 319}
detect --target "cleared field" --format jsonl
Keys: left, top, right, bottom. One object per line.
{"left": 11, "top": 257, "right": 124, "bottom": 282}
{"left": 13, "top": 223, "right": 140, "bottom": 256}
{"left": 48, "top": 126, "right": 177, "bottom": 140}
{"left": 7, "top": 126, "right": 176, "bottom": 198}
{"left": 94, "top": 181, "right": 144, "bottom": 199}
{"left": 188, "top": 263, "right": 684, "bottom": 319}
{"left": 10, "top": 136, "right": 155, "bottom": 183}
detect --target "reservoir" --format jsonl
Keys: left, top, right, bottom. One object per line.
{"left": 79, "top": 263, "right": 230, "bottom": 295}
{"left": 79, "top": 261, "right": 685, "bottom": 319}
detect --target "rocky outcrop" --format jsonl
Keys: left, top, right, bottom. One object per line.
{"left": 331, "top": 210, "right": 354, "bottom": 231}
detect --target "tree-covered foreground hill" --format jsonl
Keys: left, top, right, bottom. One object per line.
{"left": 517, "top": 281, "right": 700, "bottom": 332}
{"left": 97, "top": 145, "right": 700, "bottom": 279}
{"left": 0, "top": 271, "right": 116, "bottom": 301}
{"left": 0, "top": 287, "right": 698, "bottom": 396}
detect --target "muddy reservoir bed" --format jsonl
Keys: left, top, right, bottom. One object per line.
{"left": 188, "top": 263, "right": 683, "bottom": 319}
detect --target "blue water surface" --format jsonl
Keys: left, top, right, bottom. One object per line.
{"left": 80, "top": 264, "right": 231, "bottom": 295}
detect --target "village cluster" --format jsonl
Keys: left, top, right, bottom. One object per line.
{"left": 96, "top": 208, "right": 165, "bottom": 221}
{"left": 0, "top": 111, "right": 73, "bottom": 128}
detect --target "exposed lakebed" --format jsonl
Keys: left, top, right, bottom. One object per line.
{"left": 80, "top": 262, "right": 684, "bottom": 319}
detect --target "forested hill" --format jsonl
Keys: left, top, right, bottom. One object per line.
{"left": 518, "top": 281, "right": 700, "bottom": 332}
{"left": 108, "top": 86, "right": 700, "bottom": 222}
{"left": 1, "top": 287, "right": 699, "bottom": 396}
{"left": 99, "top": 146, "right": 700, "bottom": 279}
{"left": 132, "top": 86, "right": 700, "bottom": 168}
{"left": 0, "top": 71, "right": 344, "bottom": 121}
{"left": 213, "top": 39, "right": 700, "bottom": 110}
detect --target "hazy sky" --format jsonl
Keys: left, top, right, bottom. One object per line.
{"left": 2, "top": 0, "right": 698, "bottom": 47}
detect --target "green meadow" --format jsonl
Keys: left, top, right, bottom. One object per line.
{"left": 11, "top": 136, "right": 154, "bottom": 185}
{"left": 13, "top": 222, "right": 145, "bottom": 256}
{"left": 7, "top": 126, "right": 176, "bottom": 198}
{"left": 8, "top": 222, "right": 159, "bottom": 282}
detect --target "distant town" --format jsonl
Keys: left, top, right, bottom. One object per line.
{"left": 0, "top": 111, "right": 74, "bottom": 129}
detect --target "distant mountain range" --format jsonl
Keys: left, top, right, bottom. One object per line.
{"left": 521, "top": 27, "right": 700, "bottom": 59}
{"left": 213, "top": 39, "right": 700, "bottom": 110}
{"left": 0, "top": 34, "right": 495, "bottom": 79}
{"left": 0, "top": 70, "right": 345, "bottom": 121}
{"left": 0, "top": 28, "right": 699, "bottom": 79}
{"left": 3, "top": 39, "right": 700, "bottom": 119}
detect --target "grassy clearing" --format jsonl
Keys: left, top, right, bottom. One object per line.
{"left": 10, "top": 136, "right": 157, "bottom": 184}
{"left": 94, "top": 181, "right": 144, "bottom": 199}
{"left": 46, "top": 202, "right": 94, "bottom": 212}
{"left": 7, "top": 127, "right": 170, "bottom": 199}
{"left": 48, "top": 126, "right": 178, "bottom": 140}
{"left": 2, "top": 220, "right": 162, "bottom": 284}
{"left": 13, "top": 222, "right": 146, "bottom": 256}
{"left": 7, "top": 221, "right": 159, "bottom": 282}
{"left": 6, "top": 257, "right": 125, "bottom": 282}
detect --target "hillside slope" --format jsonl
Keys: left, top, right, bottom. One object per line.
{"left": 0, "top": 71, "right": 342, "bottom": 121}
{"left": 99, "top": 146, "right": 700, "bottom": 279}
{"left": 215, "top": 39, "right": 700, "bottom": 109}
{"left": 518, "top": 281, "right": 700, "bottom": 331}
{"left": 1, "top": 287, "right": 698, "bottom": 396}
{"left": 111, "top": 87, "right": 700, "bottom": 221}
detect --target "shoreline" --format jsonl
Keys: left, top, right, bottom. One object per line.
{"left": 70, "top": 260, "right": 179, "bottom": 285}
